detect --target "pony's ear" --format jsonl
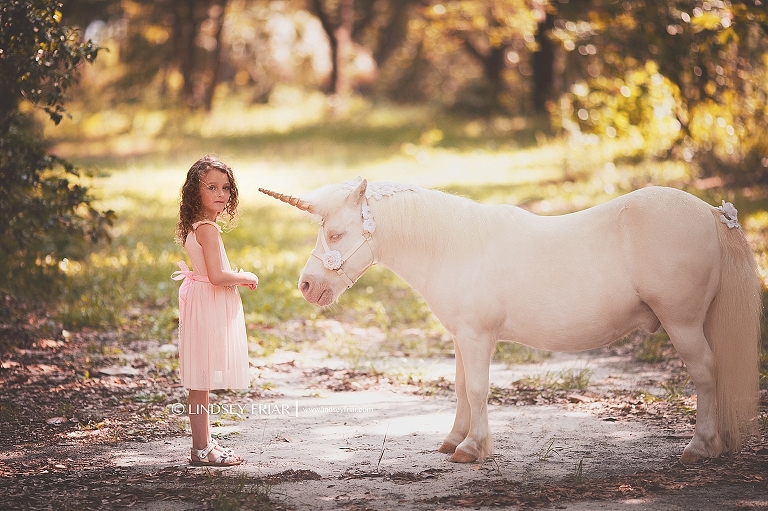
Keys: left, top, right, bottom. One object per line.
{"left": 347, "top": 178, "right": 367, "bottom": 206}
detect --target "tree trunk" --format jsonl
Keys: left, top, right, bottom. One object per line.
{"left": 372, "top": 0, "right": 413, "bottom": 70}
{"left": 464, "top": 39, "right": 509, "bottom": 112}
{"left": 532, "top": 13, "right": 555, "bottom": 112}
{"left": 333, "top": 0, "right": 354, "bottom": 104}
{"left": 203, "top": 0, "right": 228, "bottom": 111}
{"left": 311, "top": 0, "right": 354, "bottom": 111}
{"left": 175, "top": 0, "right": 200, "bottom": 103}
{"left": 483, "top": 45, "right": 506, "bottom": 88}
{"left": 310, "top": 0, "right": 338, "bottom": 93}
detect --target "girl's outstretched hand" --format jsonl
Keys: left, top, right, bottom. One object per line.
{"left": 238, "top": 270, "right": 259, "bottom": 290}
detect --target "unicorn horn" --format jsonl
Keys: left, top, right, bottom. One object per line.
{"left": 258, "top": 188, "right": 314, "bottom": 212}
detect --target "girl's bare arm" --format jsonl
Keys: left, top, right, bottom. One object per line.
{"left": 196, "top": 223, "right": 258, "bottom": 288}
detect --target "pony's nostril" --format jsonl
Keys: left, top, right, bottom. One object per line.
{"left": 300, "top": 280, "right": 310, "bottom": 293}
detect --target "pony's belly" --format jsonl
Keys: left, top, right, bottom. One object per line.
{"left": 498, "top": 299, "right": 660, "bottom": 352}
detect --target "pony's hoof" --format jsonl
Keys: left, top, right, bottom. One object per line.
{"left": 680, "top": 445, "right": 710, "bottom": 464}
{"left": 448, "top": 449, "right": 477, "bottom": 463}
{"left": 448, "top": 442, "right": 481, "bottom": 463}
{"left": 438, "top": 441, "right": 457, "bottom": 454}
{"left": 680, "top": 436, "right": 721, "bottom": 464}
{"left": 680, "top": 450, "right": 706, "bottom": 464}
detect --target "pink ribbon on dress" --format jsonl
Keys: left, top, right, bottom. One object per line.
{"left": 171, "top": 260, "right": 210, "bottom": 320}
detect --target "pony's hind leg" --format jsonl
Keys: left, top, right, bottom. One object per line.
{"left": 439, "top": 340, "right": 469, "bottom": 454}
{"left": 664, "top": 323, "right": 723, "bottom": 463}
{"left": 448, "top": 336, "right": 495, "bottom": 463}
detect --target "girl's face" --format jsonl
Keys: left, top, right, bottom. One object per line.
{"left": 198, "top": 169, "right": 231, "bottom": 220}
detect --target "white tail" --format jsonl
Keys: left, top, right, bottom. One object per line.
{"left": 705, "top": 209, "right": 762, "bottom": 452}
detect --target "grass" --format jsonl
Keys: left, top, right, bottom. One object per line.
{"left": 0, "top": 401, "right": 19, "bottom": 422}
{"left": 320, "top": 331, "right": 382, "bottom": 371}
{"left": 208, "top": 473, "right": 275, "bottom": 511}
{"left": 494, "top": 342, "right": 550, "bottom": 366}
{"left": 635, "top": 330, "right": 673, "bottom": 364}
{"left": 658, "top": 378, "right": 696, "bottom": 418}
{"left": 532, "top": 437, "right": 564, "bottom": 461}
{"left": 572, "top": 459, "right": 585, "bottom": 485}
{"left": 41, "top": 90, "right": 768, "bottom": 382}
{"left": 518, "top": 368, "right": 594, "bottom": 392}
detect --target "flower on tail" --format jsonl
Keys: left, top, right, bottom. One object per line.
{"left": 322, "top": 250, "right": 343, "bottom": 270}
{"left": 717, "top": 200, "right": 740, "bottom": 229}
{"left": 361, "top": 205, "right": 376, "bottom": 234}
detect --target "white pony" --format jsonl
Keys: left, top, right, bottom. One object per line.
{"left": 260, "top": 179, "right": 761, "bottom": 464}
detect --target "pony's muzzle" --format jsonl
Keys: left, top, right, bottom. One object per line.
{"left": 298, "top": 274, "right": 334, "bottom": 306}
{"left": 299, "top": 275, "right": 312, "bottom": 296}
{"left": 299, "top": 276, "right": 312, "bottom": 296}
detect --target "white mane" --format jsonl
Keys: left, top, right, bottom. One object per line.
{"left": 304, "top": 181, "right": 517, "bottom": 260}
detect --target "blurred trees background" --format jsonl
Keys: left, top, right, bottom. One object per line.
{"left": 553, "top": 0, "right": 768, "bottom": 181}
{"left": 2, "top": 0, "right": 767, "bottom": 316}
{"left": 0, "top": 0, "right": 113, "bottom": 328}
{"left": 51, "top": 0, "right": 767, "bottom": 177}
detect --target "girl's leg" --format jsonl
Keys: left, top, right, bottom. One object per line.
{"left": 188, "top": 390, "right": 210, "bottom": 451}
{"left": 187, "top": 390, "right": 242, "bottom": 463}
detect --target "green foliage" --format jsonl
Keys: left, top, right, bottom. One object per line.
{"left": 50, "top": 0, "right": 768, "bottom": 190}
{"left": 517, "top": 368, "right": 593, "bottom": 392}
{"left": 553, "top": 0, "right": 768, "bottom": 181}
{"left": 0, "top": 0, "right": 112, "bottom": 311}
{"left": 409, "top": 0, "right": 537, "bottom": 111}
{"left": 660, "top": 377, "right": 692, "bottom": 404}
{"left": 562, "top": 61, "right": 683, "bottom": 155}
{"left": 209, "top": 474, "right": 275, "bottom": 511}
{"left": 36, "top": 96, "right": 768, "bottom": 385}
{"left": 44, "top": 98, "right": 544, "bottom": 338}
{"left": 494, "top": 342, "right": 549, "bottom": 366}
{"left": 55, "top": 239, "right": 179, "bottom": 333}
{"left": 0, "top": 1, "right": 99, "bottom": 122}
{"left": 636, "top": 330, "right": 673, "bottom": 364}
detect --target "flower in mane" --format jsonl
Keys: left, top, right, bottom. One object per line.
{"left": 361, "top": 205, "right": 376, "bottom": 234}
{"left": 340, "top": 180, "right": 417, "bottom": 200}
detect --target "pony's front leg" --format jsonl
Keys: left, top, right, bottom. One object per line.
{"left": 448, "top": 336, "right": 495, "bottom": 463}
{"left": 438, "top": 340, "right": 470, "bottom": 454}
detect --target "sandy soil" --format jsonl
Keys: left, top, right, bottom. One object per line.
{"left": 110, "top": 343, "right": 768, "bottom": 511}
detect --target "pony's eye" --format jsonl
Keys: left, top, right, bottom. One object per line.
{"left": 328, "top": 233, "right": 342, "bottom": 242}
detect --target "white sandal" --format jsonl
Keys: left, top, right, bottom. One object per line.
{"left": 211, "top": 439, "right": 234, "bottom": 456}
{"left": 190, "top": 441, "right": 242, "bottom": 467}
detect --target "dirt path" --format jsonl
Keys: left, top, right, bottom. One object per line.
{"left": 2, "top": 329, "right": 766, "bottom": 510}
{"left": 119, "top": 349, "right": 768, "bottom": 511}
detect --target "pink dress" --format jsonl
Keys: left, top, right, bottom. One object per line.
{"left": 172, "top": 220, "right": 250, "bottom": 390}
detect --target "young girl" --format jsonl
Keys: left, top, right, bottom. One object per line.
{"left": 172, "top": 155, "right": 259, "bottom": 466}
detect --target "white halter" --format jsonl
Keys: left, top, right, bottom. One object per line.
{"left": 311, "top": 201, "right": 378, "bottom": 288}
{"left": 309, "top": 180, "right": 416, "bottom": 288}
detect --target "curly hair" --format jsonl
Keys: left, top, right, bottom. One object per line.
{"left": 175, "top": 155, "right": 240, "bottom": 245}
